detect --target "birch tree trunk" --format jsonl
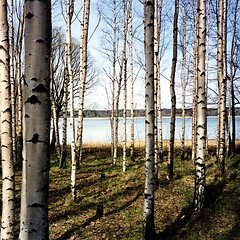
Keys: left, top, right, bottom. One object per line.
{"left": 19, "top": 0, "right": 51, "bottom": 238}
{"left": 154, "top": 0, "right": 160, "bottom": 179}
{"left": 157, "top": 0, "right": 163, "bottom": 162}
{"left": 50, "top": 54, "right": 61, "bottom": 162}
{"left": 229, "top": 0, "right": 238, "bottom": 155}
{"left": 168, "top": 0, "right": 179, "bottom": 179}
{"left": 75, "top": 0, "right": 91, "bottom": 169}
{"left": 122, "top": 0, "right": 128, "bottom": 173}
{"left": 9, "top": 0, "right": 17, "bottom": 167}
{"left": 217, "top": 0, "right": 226, "bottom": 176}
{"left": 129, "top": 0, "right": 135, "bottom": 161}
{"left": 194, "top": 0, "right": 206, "bottom": 211}
{"left": 143, "top": 0, "right": 155, "bottom": 238}
{"left": 60, "top": 67, "right": 68, "bottom": 168}
{"left": 66, "top": 0, "right": 76, "bottom": 201}
{"left": 0, "top": 1, "right": 15, "bottom": 238}
{"left": 16, "top": 5, "right": 24, "bottom": 169}
{"left": 192, "top": 13, "right": 198, "bottom": 163}
{"left": 112, "top": 0, "right": 117, "bottom": 165}
{"left": 181, "top": 0, "right": 187, "bottom": 160}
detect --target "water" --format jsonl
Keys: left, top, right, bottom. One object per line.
{"left": 55, "top": 117, "right": 240, "bottom": 144}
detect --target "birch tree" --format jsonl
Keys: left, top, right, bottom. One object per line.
{"left": 16, "top": 3, "right": 24, "bottom": 169}
{"left": 180, "top": 0, "right": 187, "bottom": 160}
{"left": 168, "top": 0, "right": 179, "bottom": 179}
{"left": 194, "top": 0, "right": 206, "bottom": 211}
{"left": 217, "top": 0, "right": 226, "bottom": 176}
{"left": 75, "top": 0, "right": 91, "bottom": 168}
{"left": 229, "top": 0, "right": 238, "bottom": 155}
{"left": 143, "top": 0, "right": 155, "bottom": 238}
{"left": 19, "top": 0, "right": 51, "bottom": 238}
{"left": 65, "top": 0, "right": 76, "bottom": 201}
{"left": 122, "top": 0, "right": 128, "bottom": 172}
{"left": 129, "top": 0, "right": 135, "bottom": 161}
{"left": 0, "top": 1, "right": 15, "bottom": 238}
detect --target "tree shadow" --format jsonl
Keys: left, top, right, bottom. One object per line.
{"left": 156, "top": 179, "right": 227, "bottom": 239}
{"left": 55, "top": 191, "right": 143, "bottom": 240}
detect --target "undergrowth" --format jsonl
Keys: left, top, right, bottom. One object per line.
{"left": 47, "top": 145, "right": 240, "bottom": 239}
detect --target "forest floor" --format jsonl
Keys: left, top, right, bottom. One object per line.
{"left": 13, "top": 142, "right": 240, "bottom": 239}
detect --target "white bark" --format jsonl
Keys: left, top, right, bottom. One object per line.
{"left": 75, "top": 0, "right": 91, "bottom": 167}
{"left": 66, "top": 0, "right": 76, "bottom": 201}
{"left": 194, "top": 0, "right": 206, "bottom": 211}
{"left": 143, "top": 0, "right": 155, "bottom": 238}
{"left": 0, "top": 1, "right": 15, "bottom": 238}
{"left": 20, "top": 0, "right": 51, "bottom": 238}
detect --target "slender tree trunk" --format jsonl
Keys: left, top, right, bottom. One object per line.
{"left": 0, "top": 1, "right": 15, "bottom": 238}
{"left": 122, "top": 0, "right": 128, "bottom": 172}
{"left": 217, "top": 0, "right": 226, "bottom": 176}
{"left": 16, "top": 5, "right": 24, "bottom": 169}
{"left": 157, "top": 0, "right": 163, "bottom": 162}
{"left": 112, "top": 0, "right": 117, "bottom": 165}
{"left": 75, "top": 0, "right": 91, "bottom": 169}
{"left": 50, "top": 54, "right": 61, "bottom": 162}
{"left": 194, "top": 0, "right": 206, "bottom": 211}
{"left": 181, "top": 0, "right": 187, "bottom": 160}
{"left": 192, "top": 13, "right": 198, "bottom": 163}
{"left": 60, "top": 67, "right": 68, "bottom": 168}
{"left": 129, "top": 0, "right": 135, "bottom": 162}
{"left": 205, "top": 0, "right": 210, "bottom": 156}
{"left": 19, "top": 0, "right": 51, "bottom": 238}
{"left": 143, "top": 0, "right": 155, "bottom": 239}
{"left": 9, "top": 0, "right": 17, "bottom": 167}
{"left": 154, "top": 0, "right": 160, "bottom": 179}
{"left": 229, "top": 0, "right": 238, "bottom": 155}
{"left": 66, "top": 0, "right": 76, "bottom": 201}
{"left": 168, "top": 0, "right": 179, "bottom": 179}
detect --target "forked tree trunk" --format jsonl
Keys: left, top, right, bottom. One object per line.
{"left": 75, "top": 0, "right": 91, "bottom": 169}
{"left": 194, "top": 0, "right": 206, "bottom": 211}
{"left": 143, "top": 0, "right": 155, "bottom": 239}
{"left": 0, "top": 1, "right": 15, "bottom": 238}
{"left": 20, "top": 0, "right": 51, "bottom": 238}
{"left": 168, "top": 0, "right": 179, "bottom": 179}
{"left": 16, "top": 4, "right": 24, "bottom": 169}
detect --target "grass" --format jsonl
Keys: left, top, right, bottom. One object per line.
{"left": 6, "top": 143, "right": 240, "bottom": 239}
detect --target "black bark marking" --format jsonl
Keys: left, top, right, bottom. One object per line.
{"left": 31, "top": 77, "right": 37, "bottom": 81}
{"left": 26, "top": 12, "right": 34, "bottom": 19}
{"left": 25, "top": 95, "right": 41, "bottom": 104}
{"left": 36, "top": 39, "right": 44, "bottom": 43}
{"left": 26, "top": 133, "right": 44, "bottom": 144}
{"left": 28, "top": 202, "right": 44, "bottom": 208}
{"left": 32, "top": 84, "right": 48, "bottom": 93}
{"left": 25, "top": 114, "right": 30, "bottom": 118}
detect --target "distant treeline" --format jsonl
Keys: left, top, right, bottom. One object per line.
{"left": 75, "top": 108, "right": 240, "bottom": 118}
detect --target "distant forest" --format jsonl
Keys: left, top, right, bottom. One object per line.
{"left": 78, "top": 108, "right": 240, "bottom": 118}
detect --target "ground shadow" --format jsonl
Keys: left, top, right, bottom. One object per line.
{"left": 156, "top": 179, "right": 227, "bottom": 239}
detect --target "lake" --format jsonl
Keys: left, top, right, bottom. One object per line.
{"left": 56, "top": 117, "right": 240, "bottom": 144}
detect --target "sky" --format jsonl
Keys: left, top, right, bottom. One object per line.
{"left": 52, "top": 0, "right": 184, "bottom": 111}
